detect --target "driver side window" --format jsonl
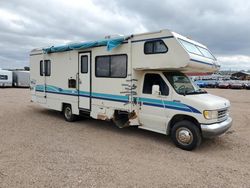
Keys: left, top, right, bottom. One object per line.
{"left": 143, "top": 73, "right": 169, "bottom": 96}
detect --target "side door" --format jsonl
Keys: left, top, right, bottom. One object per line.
{"left": 78, "top": 52, "right": 91, "bottom": 110}
{"left": 138, "top": 73, "right": 171, "bottom": 133}
{"left": 36, "top": 60, "right": 51, "bottom": 104}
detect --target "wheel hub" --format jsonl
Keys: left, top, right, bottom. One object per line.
{"left": 176, "top": 128, "right": 193, "bottom": 145}
{"left": 65, "top": 107, "right": 72, "bottom": 119}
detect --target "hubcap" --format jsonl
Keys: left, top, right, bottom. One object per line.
{"left": 176, "top": 127, "right": 193, "bottom": 145}
{"left": 65, "top": 107, "right": 72, "bottom": 119}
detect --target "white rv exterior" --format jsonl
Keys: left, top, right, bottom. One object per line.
{"left": 13, "top": 71, "right": 30, "bottom": 87}
{"left": 0, "top": 69, "right": 13, "bottom": 87}
{"left": 30, "top": 29, "right": 232, "bottom": 150}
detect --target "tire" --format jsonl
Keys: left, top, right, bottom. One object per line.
{"left": 63, "top": 104, "right": 77, "bottom": 122}
{"left": 171, "top": 120, "right": 202, "bottom": 151}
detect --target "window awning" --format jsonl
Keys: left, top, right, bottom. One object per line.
{"left": 43, "top": 37, "right": 127, "bottom": 54}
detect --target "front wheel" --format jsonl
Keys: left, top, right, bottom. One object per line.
{"left": 63, "top": 104, "right": 77, "bottom": 122}
{"left": 171, "top": 120, "right": 201, "bottom": 151}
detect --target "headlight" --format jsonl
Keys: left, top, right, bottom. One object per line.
{"left": 203, "top": 110, "right": 218, "bottom": 120}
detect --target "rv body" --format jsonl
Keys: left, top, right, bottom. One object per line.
{"left": 30, "top": 29, "right": 232, "bottom": 150}
{"left": 0, "top": 69, "right": 13, "bottom": 87}
{"left": 13, "top": 71, "right": 30, "bottom": 87}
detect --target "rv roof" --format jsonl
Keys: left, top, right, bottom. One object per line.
{"left": 30, "top": 29, "right": 208, "bottom": 54}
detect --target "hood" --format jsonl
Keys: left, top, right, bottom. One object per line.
{"left": 183, "top": 93, "right": 230, "bottom": 110}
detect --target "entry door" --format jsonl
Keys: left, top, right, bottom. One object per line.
{"left": 78, "top": 52, "right": 91, "bottom": 110}
{"left": 139, "top": 73, "right": 171, "bottom": 133}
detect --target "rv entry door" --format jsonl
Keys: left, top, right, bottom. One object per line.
{"left": 78, "top": 52, "right": 91, "bottom": 110}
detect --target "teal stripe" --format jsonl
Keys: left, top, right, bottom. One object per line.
{"left": 138, "top": 97, "right": 189, "bottom": 109}
{"left": 92, "top": 92, "right": 128, "bottom": 101}
{"left": 35, "top": 84, "right": 201, "bottom": 113}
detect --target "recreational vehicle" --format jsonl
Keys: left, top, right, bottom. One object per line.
{"left": 0, "top": 69, "right": 13, "bottom": 87}
{"left": 30, "top": 29, "right": 232, "bottom": 150}
{"left": 13, "top": 70, "right": 30, "bottom": 87}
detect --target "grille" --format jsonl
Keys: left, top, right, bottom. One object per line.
{"left": 218, "top": 108, "right": 228, "bottom": 121}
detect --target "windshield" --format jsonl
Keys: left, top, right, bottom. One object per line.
{"left": 178, "top": 39, "right": 216, "bottom": 60}
{"left": 164, "top": 72, "right": 207, "bottom": 95}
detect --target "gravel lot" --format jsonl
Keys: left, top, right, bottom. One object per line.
{"left": 0, "top": 88, "right": 249, "bottom": 188}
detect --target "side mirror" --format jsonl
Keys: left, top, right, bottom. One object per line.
{"left": 152, "top": 85, "right": 160, "bottom": 95}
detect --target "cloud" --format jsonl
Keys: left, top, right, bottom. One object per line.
{"left": 0, "top": 0, "right": 249, "bottom": 70}
{"left": 218, "top": 55, "right": 250, "bottom": 71}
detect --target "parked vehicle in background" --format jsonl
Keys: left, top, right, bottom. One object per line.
{"left": 245, "top": 83, "right": 250, "bottom": 90}
{"left": 12, "top": 71, "right": 30, "bottom": 88}
{"left": 217, "top": 81, "right": 231, "bottom": 89}
{"left": 205, "top": 80, "right": 218, "bottom": 88}
{"left": 0, "top": 69, "right": 13, "bottom": 87}
{"left": 194, "top": 80, "right": 207, "bottom": 88}
{"left": 230, "top": 81, "right": 244, "bottom": 89}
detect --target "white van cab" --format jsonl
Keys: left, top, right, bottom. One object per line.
{"left": 30, "top": 29, "right": 232, "bottom": 150}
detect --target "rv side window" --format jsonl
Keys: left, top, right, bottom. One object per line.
{"left": 40, "top": 60, "right": 51, "bottom": 76}
{"left": 144, "top": 40, "right": 168, "bottom": 54}
{"left": 110, "top": 55, "right": 127, "bottom": 78}
{"left": 95, "top": 55, "right": 127, "bottom": 78}
{"left": 40, "top": 60, "right": 44, "bottom": 76}
{"left": 96, "top": 56, "right": 110, "bottom": 77}
{"left": 44, "top": 60, "right": 51, "bottom": 76}
{"left": 143, "top": 74, "right": 169, "bottom": 96}
{"left": 0, "top": 75, "right": 8, "bottom": 80}
{"left": 81, "top": 56, "right": 88, "bottom": 73}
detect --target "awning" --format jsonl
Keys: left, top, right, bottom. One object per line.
{"left": 43, "top": 37, "right": 126, "bottom": 54}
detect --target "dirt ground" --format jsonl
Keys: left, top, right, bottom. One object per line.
{"left": 0, "top": 88, "right": 249, "bottom": 188}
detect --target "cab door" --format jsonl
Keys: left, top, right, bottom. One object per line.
{"left": 78, "top": 52, "right": 91, "bottom": 110}
{"left": 138, "top": 73, "right": 171, "bottom": 133}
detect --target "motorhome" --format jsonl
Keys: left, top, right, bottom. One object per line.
{"left": 0, "top": 69, "right": 13, "bottom": 87}
{"left": 13, "top": 70, "right": 30, "bottom": 87}
{"left": 30, "top": 29, "right": 232, "bottom": 150}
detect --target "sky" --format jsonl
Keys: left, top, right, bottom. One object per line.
{"left": 0, "top": 0, "right": 250, "bottom": 71}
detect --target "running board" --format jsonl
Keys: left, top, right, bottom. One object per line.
{"left": 79, "top": 108, "right": 91, "bottom": 117}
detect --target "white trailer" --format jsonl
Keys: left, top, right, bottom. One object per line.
{"left": 0, "top": 69, "right": 13, "bottom": 87}
{"left": 30, "top": 29, "right": 232, "bottom": 150}
{"left": 13, "top": 71, "right": 30, "bottom": 87}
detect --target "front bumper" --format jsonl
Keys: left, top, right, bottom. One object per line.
{"left": 201, "top": 117, "right": 232, "bottom": 138}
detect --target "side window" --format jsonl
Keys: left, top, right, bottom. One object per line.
{"left": 96, "top": 56, "right": 110, "bottom": 77}
{"left": 110, "top": 55, "right": 127, "bottom": 78}
{"left": 144, "top": 40, "right": 168, "bottom": 54}
{"left": 143, "top": 73, "right": 169, "bottom": 96}
{"left": 0, "top": 75, "right": 8, "bottom": 80}
{"left": 81, "top": 55, "right": 88, "bottom": 73}
{"left": 44, "top": 60, "right": 51, "bottom": 76}
{"left": 40, "top": 60, "right": 44, "bottom": 76}
{"left": 95, "top": 55, "right": 127, "bottom": 78}
{"left": 40, "top": 60, "right": 51, "bottom": 76}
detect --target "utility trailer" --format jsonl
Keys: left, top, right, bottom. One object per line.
{"left": 12, "top": 71, "right": 30, "bottom": 87}
{"left": 30, "top": 29, "right": 232, "bottom": 150}
{"left": 0, "top": 69, "right": 13, "bottom": 87}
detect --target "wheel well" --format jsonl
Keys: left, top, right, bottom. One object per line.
{"left": 167, "top": 115, "right": 201, "bottom": 135}
{"left": 62, "top": 103, "right": 71, "bottom": 112}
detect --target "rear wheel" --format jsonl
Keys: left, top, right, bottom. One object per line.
{"left": 171, "top": 120, "right": 201, "bottom": 151}
{"left": 63, "top": 104, "right": 77, "bottom": 122}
